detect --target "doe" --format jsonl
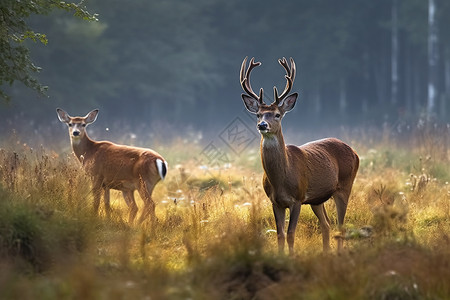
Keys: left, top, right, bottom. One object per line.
{"left": 240, "top": 57, "right": 359, "bottom": 255}
{"left": 57, "top": 108, "right": 167, "bottom": 224}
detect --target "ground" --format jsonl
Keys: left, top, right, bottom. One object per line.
{"left": 0, "top": 127, "right": 449, "bottom": 299}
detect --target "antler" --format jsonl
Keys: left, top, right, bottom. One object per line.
{"left": 240, "top": 57, "right": 264, "bottom": 104}
{"left": 273, "top": 57, "right": 296, "bottom": 105}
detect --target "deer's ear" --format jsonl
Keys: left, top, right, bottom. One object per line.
{"left": 242, "top": 94, "right": 260, "bottom": 114}
{"left": 85, "top": 109, "right": 99, "bottom": 124}
{"left": 279, "top": 93, "right": 298, "bottom": 112}
{"left": 56, "top": 108, "right": 70, "bottom": 123}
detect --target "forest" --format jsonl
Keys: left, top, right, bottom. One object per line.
{"left": 1, "top": 0, "right": 450, "bottom": 136}
{"left": 1, "top": 1, "right": 450, "bottom": 299}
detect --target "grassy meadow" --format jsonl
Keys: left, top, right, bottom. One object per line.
{"left": 0, "top": 126, "right": 449, "bottom": 299}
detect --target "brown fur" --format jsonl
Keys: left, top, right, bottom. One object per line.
{"left": 57, "top": 108, "right": 167, "bottom": 224}
{"left": 240, "top": 57, "right": 359, "bottom": 254}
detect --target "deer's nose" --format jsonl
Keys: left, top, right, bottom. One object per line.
{"left": 258, "top": 121, "right": 268, "bottom": 131}
{"left": 72, "top": 131, "right": 80, "bottom": 137}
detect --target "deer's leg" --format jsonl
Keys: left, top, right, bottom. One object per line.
{"left": 334, "top": 192, "right": 349, "bottom": 226}
{"left": 122, "top": 190, "right": 132, "bottom": 206}
{"left": 333, "top": 191, "right": 350, "bottom": 251}
{"left": 311, "top": 204, "right": 331, "bottom": 252}
{"left": 92, "top": 179, "right": 103, "bottom": 216}
{"left": 272, "top": 204, "right": 286, "bottom": 254}
{"left": 104, "top": 187, "right": 111, "bottom": 218}
{"left": 137, "top": 195, "right": 155, "bottom": 224}
{"left": 287, "top": 201, "right": 301, "bottom": 256}
{"left": 122, "top": 190, "right": 138, "bottom": 224}
{"left": 137, "top": 180, "right": 156, "bottom": 224}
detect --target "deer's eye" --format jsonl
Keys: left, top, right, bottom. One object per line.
{"left": 68, "top": 123, "right": 73, "bottom": 127}
{"left": 256, "top": 114, "right": 261, "bottom": 118}
{"left": 275, "top": 113, "right": 281, "bottom": 118}
{"left": 82, "top": 124, "right": 86, "bottom": 127}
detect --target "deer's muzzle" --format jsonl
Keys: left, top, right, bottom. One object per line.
{"left": 258, "top": 121, "right": 269, "bottom": 132}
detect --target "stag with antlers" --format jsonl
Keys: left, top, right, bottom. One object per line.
{"left": 240, "top": 57, "right": 359, "bottom": 255}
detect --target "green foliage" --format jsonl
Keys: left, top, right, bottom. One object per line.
{"left": 0, "top": 188, "right": 91, "bottom": 273}
{"left": 0, "top": 0, "right": 97, "bottom": 102}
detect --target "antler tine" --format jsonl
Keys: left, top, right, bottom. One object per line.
{"left": 274, "top": 57, "right": 296, "bottom": 104}
{"left": 240, "top": 56, "right": 248, "bottom": 85}
{"left": 240, "top": 57, "right": 263, "bottom": 103}
{"left": 289, "top": 57, "right": 296, "bottom": 83}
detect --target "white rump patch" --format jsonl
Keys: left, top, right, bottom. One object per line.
{"left": 156, "top": 158, "right": 168, "bottom": 180}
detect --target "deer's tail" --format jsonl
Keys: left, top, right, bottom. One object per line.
{"left": 156, "top": 158, "right": 168, "bottom": 180}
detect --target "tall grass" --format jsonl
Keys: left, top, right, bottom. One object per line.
{"left": 0, "top": 127, "right": 449, "bottom": 299}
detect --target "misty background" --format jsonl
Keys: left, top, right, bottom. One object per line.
{"left": 1, "top": 0, "right": 450, "bottom": 148}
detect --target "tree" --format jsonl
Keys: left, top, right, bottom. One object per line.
{"left": 391, "top": 0, "right": 399, "bottom": 106}
{"left": 1, "top": 0, "right": 449, "bottom": 128}
{"left": 427, "top": 0, "right": 438, "bottom": 118}
{"left": 0, "top": 0, "right": 97, "bottom": 102}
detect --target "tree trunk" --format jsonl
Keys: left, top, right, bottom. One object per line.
{"left": 362, "top": 51, "right": 369, "bottom": 115}
{"left": 427, "top": 0, "right": 439, "bottom": 118}
{"left": 413, "top": 57, "right": 422, "bottom": 114}
{"left": 391, "top": 0, "right": 399, "bottom": 106}
{"left": 374, "top": 55, "right": 388, "bottom": 106}
{"left": 405, "top": 43, "right": 412, "bottom": 115}
{"left": 443, "top": 47, "right": 450, "bottom": 118}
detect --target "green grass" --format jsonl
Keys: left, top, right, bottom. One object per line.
{"left": 0, "top": 130, "right": 449, "bottom": 299}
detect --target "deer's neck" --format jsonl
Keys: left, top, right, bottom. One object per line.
{"left": 71, "top": 135, "right": 96, "bottom": 164}
{"left": 260, "top": 131, "right": 288, "bottom": 186}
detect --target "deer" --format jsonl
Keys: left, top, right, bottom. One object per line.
{"left": 240, "top": 57, "right": 359, "bottom": 255}
{"left": 56, "top": 108, "right": 168, "bottom": 224}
